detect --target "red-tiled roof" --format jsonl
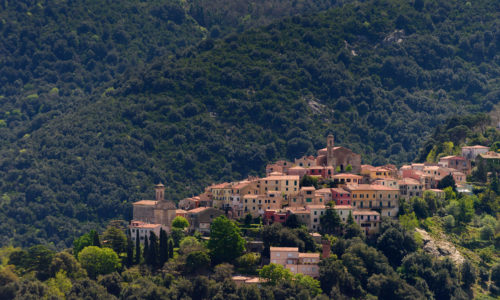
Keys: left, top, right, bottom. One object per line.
{"left": 270, "top": 247, "right": 299, "bottom": 252}
{"left": 133, "top": 200, "right": 157, "bottom": 206}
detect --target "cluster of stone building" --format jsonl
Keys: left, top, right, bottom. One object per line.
{"left": 130, "top": 137, "right": 496, "bottom": 240}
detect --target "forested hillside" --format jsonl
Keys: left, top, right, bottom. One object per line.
{"left": 0, "top": 0, "right": 499, "bottom": 248}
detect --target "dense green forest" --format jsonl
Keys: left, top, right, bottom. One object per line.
{"left": 0, "top": 0, "right": 498, "bottom": 249}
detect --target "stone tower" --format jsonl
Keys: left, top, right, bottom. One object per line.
{"left": 155, "top": 183, "right": 165, "bottom": 202}
{"left": 327, "top": 134, "right": 334, "bottom": 167}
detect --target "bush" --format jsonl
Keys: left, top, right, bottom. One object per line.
{"left": 444, "top": 215, "right": 455, "bottom": 231}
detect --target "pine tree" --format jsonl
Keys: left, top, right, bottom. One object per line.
{"left": 90, "top": 230, "right": 101, "bottom": 247}
{"left": 167, "top": 238, "right": 174, "bottom": 259}
{"left": 143, "top": 234, "right": 149, "bottom": 264}
{"left": 159, "top": 228, "right": 168, "bottom": 267}
{"left": 146, "top": 231, "right": 158, "bottom": 267}
{"left": 135, "top": 229, "right": 141, "bottom": 265}
{"left": 126, "top": 230, "right": 134, "bottom": 267}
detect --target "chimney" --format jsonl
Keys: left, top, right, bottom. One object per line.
{"left": 321, "top": 239, "right": 331, "bottom": 259}
{"left": 155, "top": 183, "right": 165, "bottom": 201}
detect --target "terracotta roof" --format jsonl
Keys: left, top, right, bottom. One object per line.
{"left": 233, "top": 181, "right": 251, "bottom": 189}
{"left": 344, "top": 184, "right": 398, "bottom": 191}
{"left": 289, "top": 210, "right": 311, "bottom": 214}
{"left": 187, "top": 207, "right": 210, "bottom": 213}
{"left": 210, "top": 182, "right": 231, "bottom": 189}
{"left": 270, "top": 247, "right": 299, "bottom": 252}
{"left": 308, "top": 165, "right": 334, "bottom": 170}
{"left": 332, "top": 174, "right": 363, "bottom": 179}
{"left": 245, "top": 277, "right": 265, "bottom": 284}
{"left": 440, "top": 156, "right": 466, "bottom": 160}
{"left": 353, "top": 210, "right": 380, "bottom": 216}
{"left": 133, "top": 200, "right": 157, "bottom": 206}
{"left": 176, "top": 209, "right": 187, "bottom": 214}
{"left": 398, "top": 178, "right": 421, "bottom": 185}
{"left": 289, "top": 166, "right": 305, "bottom": 170}
{"left": 333, "top": 205, "right": 353, "bottom": 209}
{"left": 130, "top": 222, "right": 162, "bottom": 229}
{"left": 316, "top": 188, "right": 332, "bottom": 193}
{"left": 480, "top": 152, "right": 500, "bottom": 159}
{"left": 331, "top": 188, "right": 348, "bottom": 193}
{"left": 428, "top": 189, "right": 444, "bottom": 192}
{"left": 306, "top": 205, "right": 326, "bottom": 209}
{"left": 262, "top": 175, "right": 300, "bottom": 180}
{"left": 299, "top": 253, "right": 320, "bottom": 258}
{"left": 301, "top": 186, "right": 316, "bottom": 191}
{"left": 462, "top": 145, "right": 489, "bottom": 149}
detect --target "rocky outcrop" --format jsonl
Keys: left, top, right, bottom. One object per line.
{"left": 416, "top": 228, "right": 464, "bottom": 265}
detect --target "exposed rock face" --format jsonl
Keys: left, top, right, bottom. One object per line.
{"left": 383, "top": 29, "right": 405, "bottom": 45}
{"left": 416, "top": 228, "right": 464, "bottom": 265}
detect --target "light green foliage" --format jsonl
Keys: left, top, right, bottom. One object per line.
{"left": 259, "top": 263, "right": 293, "bottom": 285}
{"left": 78, "top": 246, "right": 121, "bottom": 279}
{"left": 294, "top": 273, "right": 322, "bottom": 296}
{"left": 444, "top": 187, "right": 456, "bottom": 201}
{"left": 179, "top": 236, "right": 204, "bottom": 255}
{"left": 49, "top": 87, "right": 59, "bottom": 95}
{"left": 208, "top": 216, "right": 246, "bottom": 264}
{"left": 46, "top": 270, "right": 72, "bottom": 298}
{"left": 102, "top": 225, "right": 127, "bottom": 254}
{"left": 399, "top": 212, "right": 418, "bottom": 231}
{"left": 172, "top": 216, "right": 190, "bottom": 229}
{"left": 443, "top": 215, "right": 455, "bottom": 231}
{"left": 235, "top": 252, "right": 260, "bottom": 274}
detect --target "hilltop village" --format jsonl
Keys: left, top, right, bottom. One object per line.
{"left": 130, "top": 135, "right": 499, "bottom": 278}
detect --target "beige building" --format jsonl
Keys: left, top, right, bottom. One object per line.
{"left": 316, "top": 134, "right": 362, "bottom": 173}
{"left": 132, "top": 183, "right": 177, "bottom": 230}
{"left": 462, "top": 145, "right": 489, "bottom": 160}
{"left": 353, "top": 210, "right": 381, "bottom": 235}
{"left": 129, "top": 221, "right": 166, "bottom": 244}
{"left": 294, "top": 155, "right": 317, "bottom": 168}
{"left": 186, "top": 207, "right": 224, "bottom": 233}
{"left": 398, "top": 178, "right": 423, "bottom": 200}
{"left": 269, "top": 247, "right": 320, "bottom": 278}
{"left": 333, "top": 205, "right": 353, "bottom": 223}
{"left": 307, "top": 205, "right": 327, "bottom": 231}
{"left": 257, "top": 175, "right": 299, "bottom": 200}
{"left": 345, "top": 184, "right": 399, "bottom": 217}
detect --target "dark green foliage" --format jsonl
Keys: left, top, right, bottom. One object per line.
{"left": 437, "top": 174, "right": 457, "bottom": 191}
{"left": 68, "top": 278, "right": 116, "bottom": 300}
{"left": 284, "top": 214, "right": 301, "bottom": 229}
{"left": 146, "top": 232, "right": 159, "bottom": 267}
{"left": 125, "top": 235, "right": 134, "bottom": 268}
{"left": 98, "top": 272, "right": 122, "bottom": 297}
{"left": 376, "top": 219, "right": 417, "bottom": 267}
{"left": 320, "top": 208, "right": 342, "bottom": 235}
{"left": 262, "top": 223, "right": 316, "bottom": 257}
{"left": 168, "top": 239, "right": 174, "bottom": 259}
{"left": 185, "top": 251, "right": 211, "bottom": 274}
{"left": 460, "top": 260, "right": 476, "bottom": 290}
{"left": 159, "top": 229, "right": 169, "bottom": 267}
{"left": 491, "top": 264, "right": 500, "bottom": 295}
{"left": 300, "top": 175, "right": 319, "bottom": 188}
{"left": 135, "top": 230, "right": 141, "bottom": 265}
{"left": 143, "top": 235, "right": 149, "bottom": 265}
{"left": 102, "top": 226, "right": 127, "bottom": 254}
{"left": 0, "top": 0, "right": 499, "bottom": 249}
{"left": 9, "top": 245, "right": 55, "bottom": 281}
{"left": 208, "top": 216, "right": 246, "bottom": 264}
{"left": 90, "top": 230, "right": 101, "bottom": 248}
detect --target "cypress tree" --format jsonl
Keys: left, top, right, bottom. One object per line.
{"left": 147, "top": 231, "right": 159, "bottom": 267}
{"left": 167, "top": 238, "right": 174, "bottom": 259}
{"left": 143, "top": 234, "right": 149, "bottom": 264}
{"left": 135, "top": 229, "right": 141, "bottom": 265}
{"left": 126, "top": 231, "right": 134, "bottom": 267}
{"left": 159, "top": 228, "right": 168, "bottom": 266}
{"left": 90, "top": 229, "right": 101, "bottom": 247}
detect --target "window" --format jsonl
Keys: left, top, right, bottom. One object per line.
{"left": 314, "top": 211, "right": 317, "bottom": 215}
{"left": 276, "top": 253, "right": 280, "bottom": 257}
{"left": 288, "top": 253, "right": 293, "bottom": 257}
